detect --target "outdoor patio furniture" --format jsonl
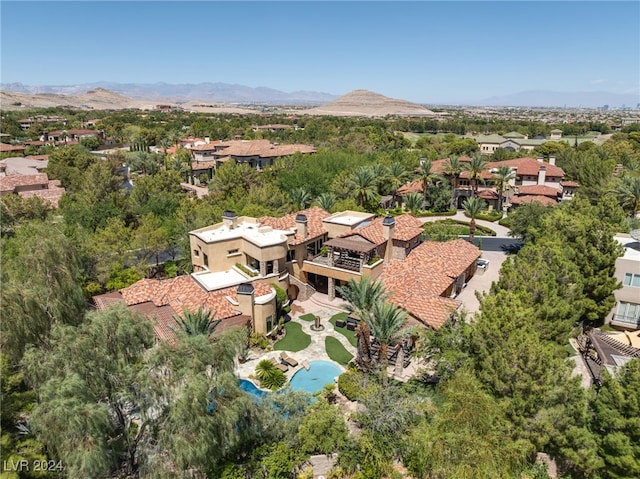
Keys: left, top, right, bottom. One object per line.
{"left": 346, "top": 317, "right": 358, "bottom": 331}
{"left": 280, "top": 351, "right": 299, "bottom": 367}
{"left": 275, "top": 362, "right": 289, "bottom": 373}
{"left": 335, "top": 319, "right": 347, "bottom": 328}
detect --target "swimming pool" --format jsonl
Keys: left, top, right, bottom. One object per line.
{"left": 289, "top": 360, "right": 342, "bottom": 394}
{"left": 239, "top": 379, "right": 268, "bottom": 400}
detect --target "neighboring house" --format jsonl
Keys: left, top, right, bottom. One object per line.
{"left": 0, "top": 172, "right": 65, "bottom": 207}
{"left": 18, "top": 116, "right": 67, "bottom": 131}
{"left": 577, "top": 327, "right": 640, "bottom": 386}
{"left": 474, "top": 133, "right": 546, "bottom": 155}
{"left": 605, "top": 233, "right": 640, "bottom": 331}
{"left": 398, "top": 155, "right": 577, "bottom": 209}
{"left": 549, "top": 129, "right": 563, "bottom": 140}
{"left": 41, "top": 129, "right": 103, "bottom": 143}
{"left": 0, "top": 144, "right": 25, "bottom": 156}
{"left": 187, "top": 139, "right": 316, "bottom": 174}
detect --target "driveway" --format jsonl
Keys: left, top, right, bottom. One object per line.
{"left": 457, "top": 249, "right": 508, "bottom": 320}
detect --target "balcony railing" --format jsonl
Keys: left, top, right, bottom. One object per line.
{"left": 308, "top": 254, "right": 361, "bottom": 272}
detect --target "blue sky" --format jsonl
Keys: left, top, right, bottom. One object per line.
{"left": 1, "top": 1, "right": 638, "bottom": 103}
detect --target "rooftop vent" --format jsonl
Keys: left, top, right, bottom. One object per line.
{"left": 382, "top": 216, "right": 396, "bottom": 226}
{"left": 237, "top": 283, "right": 255, "bottom": 295}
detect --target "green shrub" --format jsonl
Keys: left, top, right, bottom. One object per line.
{"left": 235, "top": 263, "right": 258, "bottom": 277}
{"left": 473, "top": 210, "right": 503, "bottom": 222}
{"left": 498, "top": 216, "right": 513, "bottom": 228}
{"left": 337, "top": 370, "right": 375, "bottom": 401}
{"left": 249, "top": 332, "right": 270, "bottom": 350}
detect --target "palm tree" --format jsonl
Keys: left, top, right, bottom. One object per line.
{"left": 403, "top": 191, "right": 424, "bottom": 214}
{"left": 172, "top": 306, "right": 221, "bottom": 337}
{"left": 493, "top": 165, "right": 516, "bottom": 211}
{"left": 369, "top": 163, "right": 389, "bottom": 192}
{"left": 315, "top": 192, "right": 337, "bottom": 213}
{"left": 289, "top": 188, "right": 312, "bottom": 210}
{"left": 464, "top": 155, "right": 488, "bottom": 196}
{"left": 442, "top": 156, "right": 465, "bottom": 208}
{"left": 387, "top": 161, "right": 410, "bottom": 207}
{"left": 417, "top": 159, "right": 443, "bottom": 206}
{"left": 347, "top": 166, "right": 378, "bottom": 208}
{"left": 613, "top": 176, "right": 640, "bottom": 217}
{"left": 462, "top": 197, "right": 486, "bottom": 243}
{"left": 337, "top": 277, "right": 390, "bottom": 371}
{"left": 366, "top": 301, "right": 407, "bottom": 372}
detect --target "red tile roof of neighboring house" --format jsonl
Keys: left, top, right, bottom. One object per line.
{"left": 189, "top": 140, "right": 315, "bottom": 158}
{"left": 19, "top": 183, "right": 65, "bottom": 207}
{"left": 25, "top": 155, "right": 49, "bottom": 161}
{"left": 477, "top": 189, "right": 499, "bottom": 200}
{"left": 510, "top": 195, "right": 558, "bottom": 206}
{"left": 0, "top": 144, "right": 25, "bottom": 152}
{"left": 188, "top": 140, "right": 226, "bottom": 151}
{"left": 561, "top": 180, "right": 579, "bottom": 188}
{"left": 260, "top": 206, "right": 331, "bottom": 246}
{"left": 381, "top": 239, "right": 480, "bottom": 329}
{"left": 0, "top": 173, "right": 49, "bottom": 192}
{"left": 517, "top": 185, "right": 562, "bottom": 197}
{"left": 396, "top": 179, "right": 423, "bottom": 196}
{"left": 488, "top": 157, "right": 565, "bottom": 177}
{"left": 341, "top": 213, "right": 423, "bottom": 245}
{"left": 191, "top": 160, "right": 217, "bottom": 170}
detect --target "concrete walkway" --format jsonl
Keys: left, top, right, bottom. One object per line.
{"left": 420, "top": 210, "right": 512, "bottom": 237}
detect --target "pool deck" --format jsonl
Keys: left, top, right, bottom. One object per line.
{"left": 235, "top": 293, "right": 425, "bottom": 384}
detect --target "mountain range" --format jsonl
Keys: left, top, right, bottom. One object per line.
{"left": 1, "top": 82, "right": 638, "bottom": 109}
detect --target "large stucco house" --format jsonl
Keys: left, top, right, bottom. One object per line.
{"left": 95, "top": 207, "right": 481, "bottom": 344}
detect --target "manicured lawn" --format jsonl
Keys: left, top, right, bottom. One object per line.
{"left": 329, "top": 313, "right": 357, "bottom": 347}
{"left": 325, "top": 336, "right": 353, "bottom": 366}
{"left": 274, "top": 322, "right": 311, "bottom": 352}
{"left": 299, "top": 313, "right": 316, "bottom": 322}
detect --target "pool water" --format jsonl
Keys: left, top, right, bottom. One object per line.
{"left": 289, "top": 360, "right": 341, "bottom": 394}
{"left": 239, "top": 379, "right": 267, "bottom": 400}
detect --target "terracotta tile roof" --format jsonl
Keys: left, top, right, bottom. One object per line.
{"left": 191, "top": 160, "right": 217, "bottom": 170}
{"left": 0, "top": 144, "right": 25, "bottom": 152}
{"left": 189, "top": 139, "right": 315, "bottom": 158}
{"left": 380, "top": 239, "right": 480, "bottom": 329}
{"left": 517, "top": 185, "right": 562, "bottom": 197}
{"left": 0, "top": 173, "right": 49, "bottom": 192}
{"left": 19, "top": 184, "right": 65, "bottom": 207}
{"left": 94, "top": 275, "right": 272, "bottom": 344}
{"left": 477, "top": 189, "right": 499, "bottom": 200}
{"left": 488, "top": 157, "right": 565, "bottom": 177}
{"left": 510, "top": 195, "right": 558, "bottom": 206}
{"left": 259, "top": 206, "right": 331, "bottom": 246}
{"left": 25, "top": 155, "right": 49, "bottom": 161}
{"left": 188, "top": 140, "right": 226, "bottom": 151}
{"left": 341, "top": 214, "right": 423, "bottom": 245}
{"left": 561, "top": 180, "right": 580, "bottom": 187}
{"left": 397, "top": 179, "right": 422, "bottom": 195}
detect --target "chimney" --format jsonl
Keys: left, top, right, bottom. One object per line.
{"left": 236, "top": 283, "right": 256, "bottom": 332}
{"left": 549, "top": 155, "right": 556, "bottom": 166}
{"left": 205, "top": 136, "right": 210, "bottom": 144}
{"left": 382, "top": 216, "right": 396, "bottom": 263}
{"left": 222, "top": 210, "right": 238, "bottom": 230}
{"left": 295, "top": 213, "right": 308, "bottom": 239}
{"left": 538, "top": 165, "right": 546, "bottom": 185}
{"left": 537, "top": 156, "right": 544, "bottom": 163}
